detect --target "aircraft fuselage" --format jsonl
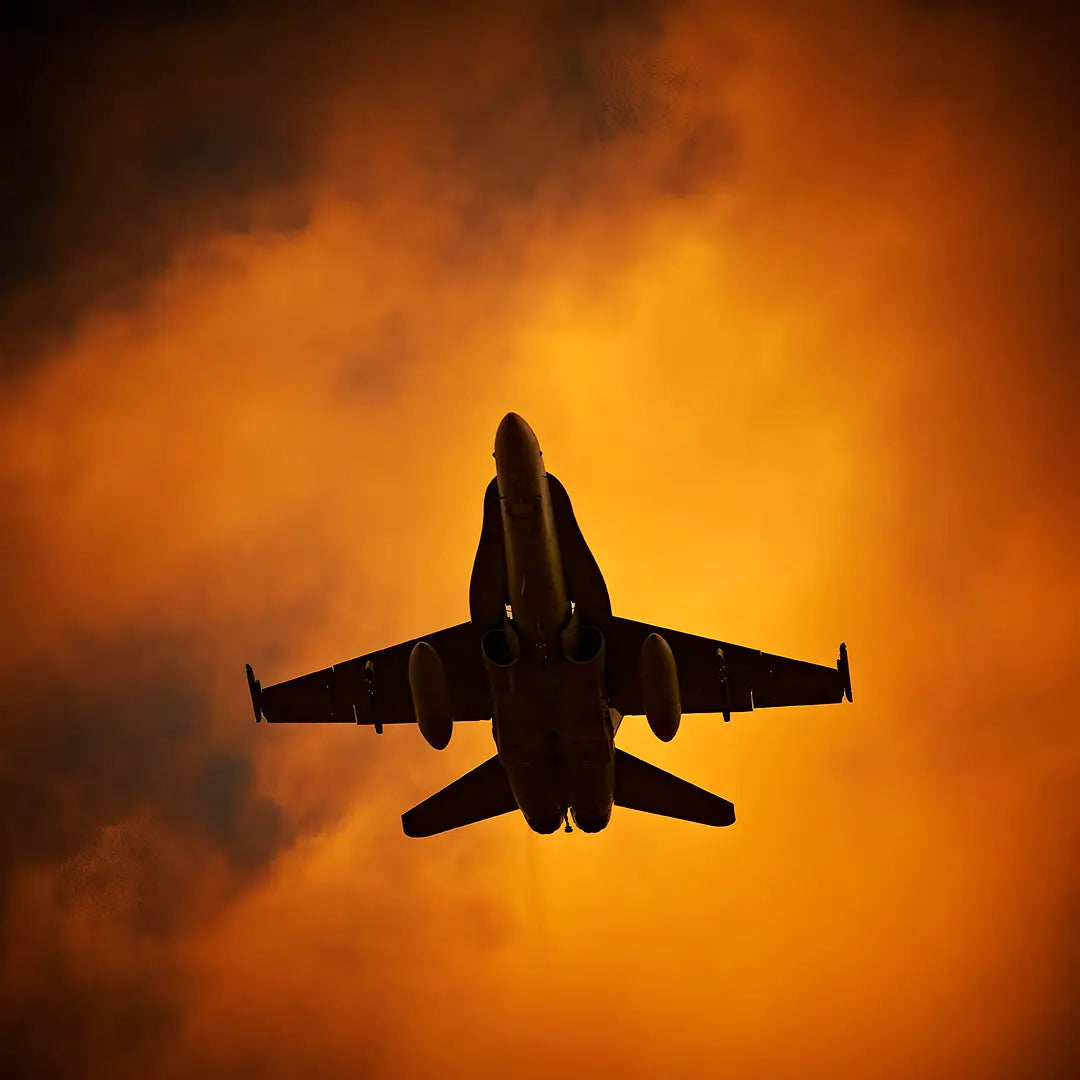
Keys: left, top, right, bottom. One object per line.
{"left": 487, "top": 413, "right": 616, "bottom": 833}
{"left": 493, "top": 412, "right": 569, "bottom": 647}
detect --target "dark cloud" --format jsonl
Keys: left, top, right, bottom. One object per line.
{"left": 1, "top": 1, "right": 319, "bottom": 369}
{"left": 0, "top": 637, "right": 291, "bottom": 903}
{"left": 0, "top": 0, "right": 694, "bottom": 372}
{"left": 0, "top": 958, "right": 175, "bottom": 1080}
{"left": 0, "top": 634, "right": 295, "bottom": 1079}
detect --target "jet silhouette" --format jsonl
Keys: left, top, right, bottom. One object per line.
{"left": 247, "top": 413, "right": 852, "bottom": 836}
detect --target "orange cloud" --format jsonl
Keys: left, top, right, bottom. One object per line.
{"left": 1, "top": 3, "right": 1077, "bottom": 1078}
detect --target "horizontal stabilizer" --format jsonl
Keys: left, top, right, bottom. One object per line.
{"left": 614, "top": 748, "right": 735, "bottom": 827}
{"left": 402, "top": 754, "right": 519, "bottom": 838}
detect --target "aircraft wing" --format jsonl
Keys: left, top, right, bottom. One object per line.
{"left": 606, "top": 616, "right": 851, "bottom": 719}
{"left": 247, "top": 622, "right": 490, "bottom": 729}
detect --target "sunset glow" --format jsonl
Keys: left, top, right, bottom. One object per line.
{"left": 1, "top": 4, "right": 1077, "bottom": 1078}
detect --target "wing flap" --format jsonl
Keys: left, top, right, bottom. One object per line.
{"left": 614, "top": 749, "right": 735, "bottom": 827}
{"left": 401, "top": 754, "right": 519, "bottom": 837}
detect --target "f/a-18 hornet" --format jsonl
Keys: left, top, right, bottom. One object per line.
{"left": 247, "top": 413, "right": 852, "bottom": 837}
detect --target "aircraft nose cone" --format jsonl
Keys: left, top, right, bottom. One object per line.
{"left": 494, "top": 412, "right": 541, "bottom": 464}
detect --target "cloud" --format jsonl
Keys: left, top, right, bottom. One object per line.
{"left": 0, "top": 633, "right": 296, "bottom": 1078}
{"left": 0, "top": 0, "right": 689, "bottom": 371}
{"left": 0, "top": 1, "right": 1077, "bottom": 1078}
{"left": 0, "top": 2, "right": 316, "bottom": 368}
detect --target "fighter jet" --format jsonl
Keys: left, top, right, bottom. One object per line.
{"left": 246, "top": 413, "right": 852, "bottom": 837}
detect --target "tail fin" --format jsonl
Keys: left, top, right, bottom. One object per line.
{"left": 402, "top": 754, "right": 519, "bottom": 837}
{"left": 614, "top": 748, "right": 735, "bottom": 827}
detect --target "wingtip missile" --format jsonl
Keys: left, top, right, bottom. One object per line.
{"left": 838, "top": 642, "right": 853, "bottom": 702}
{"left": 246, "top": 663, "right": 263, "bottom": 722}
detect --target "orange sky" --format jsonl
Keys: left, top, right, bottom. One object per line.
{"left": 1, "top": 3, "right": 1077, "bottom": 1078}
